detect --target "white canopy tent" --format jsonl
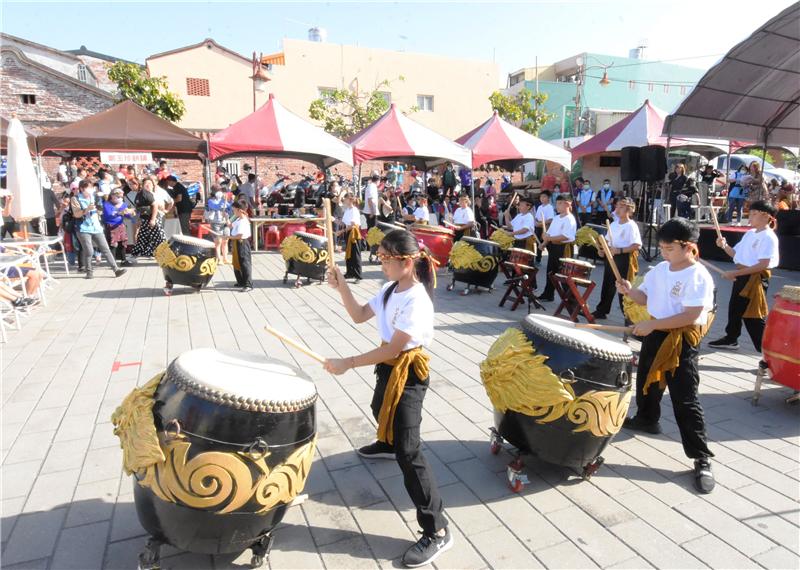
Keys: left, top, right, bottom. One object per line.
{"left": 663, "top": 3, "right": 800, "bottom": 148}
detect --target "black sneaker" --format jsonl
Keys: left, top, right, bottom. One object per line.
{"left": 240, "top": 286, "right": 253, "bottom": 293}
{"left": 708, "top": 337, "right": 739, "bottom": 350}
{"left": 402, "top": 528, "right": 453, "bottom": 568}
{"left": 114, "top": 268, "right": 127, "bottom": 278}
{"left": 694, "top": 458, "right": 715, "bottom": 494}
{"left": 592, "top": 311, "right": 607, "bottom": 320}
{"left": 623, "top": 416, "right": 662, "bottom": 435}
{"left": 357, "top": 441, "right": 395, "bottom": 459}
{"left": 84, "top": 272, "right": 94, "bottom": 280}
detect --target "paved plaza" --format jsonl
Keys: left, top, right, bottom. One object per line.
{"left": 1, "top": 248, "right": 798, "bottom": 570}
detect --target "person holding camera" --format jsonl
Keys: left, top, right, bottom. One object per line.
{"left": 71, "top": 180, "right": 126, "bottom": 280}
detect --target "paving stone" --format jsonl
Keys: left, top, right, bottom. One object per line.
{"left": 65, "top": 477, "right": 120, "bottom": 527}
{"left": 682, "top": 534, "right": 762, "bottom": 569}
{"left": 103, "top": 536, "right": 147, "bottom": 570}
{"left": 23, "top": 467, "right": 80, "bottom": 513}
{"left": 2, "top": 558, "right": 51, "bottom": 569}
{"left": 23, "top": 406, "right": 67, "bottom": 433}
{"left": 330, "top": 464, "right": 387, "bottom": 508}
{"left": 485, "top": 492, "right": 566, "bottom": 552}
{"left": 546, "top": 505, "right": 636, "bottom": 567}
{"left": 2, "top": 508, "right": 67, "bottom": 565}
{"left": 79, "top": 446, "right": 123, "bottom": 485}
{"left": 736, "top": 482, "right": 800, "bottom": 526}
{"left": 350, "top": 501, "right": 417, "bottom": 563}
{"left": 613, "top": 488, "right": 707, "bottom": 544}
{"left": 3, "top": 430, "right": 55, "bottom": 464}
{"left": 534, "top": 540, "right": 600, "bottom": 569}
{"left": 1, "top": 496, "right": 26, "bottom": 543}
{"left": 607, "top": 556, "right": 655, "bottom": 569}
{"left": 39, "top": 438, "right": 90, "bottom": 474}
{"left": 743, "top": 512, "right": 799, "bottom": 553}
{"left": 1, "top": 459, "right": 43, "bottom": 499}
{"left": 467, "top": 524, "right": 543, "bottom": 569}
{"left": 610, "top": 518, "right": 705, "bottom": 568}
{"left": 438, "top": 482, "right": 501, "bottom": 536}
{"left": 51, "top": 520, "right": 110, "bottom": 569}
{"left": 316, "top": 535, "right": 380, "bottom": 569}
{"left": 53, "top": 413, "right": 97, "bottom": 442}
{"left": 109, "top": 494, "right": 146, "bottom": 542}
{"left": 269, "top": 521, "right": 326, "bottom": 569}
{"left": 752, "top": 545, "right": 800, "bottom": 570}
{"left": 301, "top": 491, "right": 362, "bottom": 547}
{"left": 430, "top": 525, "right": 487, "bottom": 570}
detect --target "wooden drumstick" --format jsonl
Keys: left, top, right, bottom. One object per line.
{"left": 322, "top": 198, "right": 336, "bottom": 270}
{"left": 575, "top": 323, "right": 634, "bottom": 333}
{"left": 711, "top": 207, "right": 723, "bottom": 242}
{"left": 264, "top": 325, "right": 326, "bottom": 364}
{"left": 605, "top": 219, "right": 614, "bottom": 246}
{"left": 698, "top": 257, "right": 727, "bottom": 276}
{"left": 597, "top": 235, "right": 623, "bottom": 283}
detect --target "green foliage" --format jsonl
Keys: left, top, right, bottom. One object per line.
{"left": 107, "top": 62, "right": 186, "bottom": 122}
{"left": 309, "top": 78, "right": 404, "bottom": 138}
{"left": 489, "top": 88, "right": 554, "bottom": 136}
{"left": 746, "top": 148, "right": 777, "bottom": 165}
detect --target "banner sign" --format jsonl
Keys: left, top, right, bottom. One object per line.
{"left": 100, "top": 152, "right": 153, "bottom": 165}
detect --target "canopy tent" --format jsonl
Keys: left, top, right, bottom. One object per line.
{"left": 1, "top": 116, "right": 37, "bottom": 154}
{"left": 663, "top": 3, "right": 800, "bottom": 148}
{"left": 571, "top": 100, "right": 730, "bottom": 161}
{"left": 36, "top": 100, "right": 208, "bottom": 158}
{"left": 209, "top": 94, "right": 353, "bottom": 168}
{"left": 348, "top": 104, "right": 471, "bottom": 169}
{"left": 456, "top": 111, "right": 572, "bottom": 170}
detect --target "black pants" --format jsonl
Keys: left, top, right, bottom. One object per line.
{"left": 345, "top": 240, "right": 362, "bottom": 279}
{"left": 634, "top": 331, "right": 713, "bottom": 459}
{"left": 1, "top": 220, "right": 17, "bottom": 239}
{"left": 365, "top": 214, "right": 376, "bottom": 229}
{"left": 578, "top": 212, "right": 592, "bottom": 227}
{"left": 594, "top": 253, "right": 631, "bottom": 317}
{"left": 232, "top": 239, "right": 252, "bottom": 288}
{"left": 371, "top": 363, "right": 447, "bottom": 535}
{"left": 178, "top": 212, "right": 192, "bottom": 235}
{"left": 725, "top": 274, "right": 768, "bottom": 351}
{"left": 540, "top": 242, "right": 566, "bottom": 300}
{"left": 534, "top": 227, "right": 544, "bottom": 262}
{"left": 45, "top": 217, "right": 62, "bottom": 251}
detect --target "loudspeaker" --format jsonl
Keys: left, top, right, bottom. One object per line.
{"left": 640, "top": 145, "right": 667, "bottom": 182}
{"left": 620, "top": 147, "right": 640, "bottom": 181}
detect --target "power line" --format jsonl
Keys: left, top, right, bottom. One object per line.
{"left": 606, "top": 53, "right": 725, "bottom": 69}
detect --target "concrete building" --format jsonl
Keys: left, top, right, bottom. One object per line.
{"left": 145, "top": 36, "right": 501, "bottom": 139}
{"left": 506, "top": 51, "right": 706, "bottom": 141}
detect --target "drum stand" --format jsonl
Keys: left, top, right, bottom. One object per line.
{"left": 499, "top": 264, "right": 543, "bottom": 313}
{"left": 752, "top": 365, "right": 800, "bottom": 406}
{"left": 137, "top": 532, "right": 274, "bottom": 570}
{"left": 551, "top": 274, "right": 596, "bottom": 323}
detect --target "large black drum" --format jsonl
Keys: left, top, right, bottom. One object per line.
{"left": 481, "top": 314, "right": 632, "bottom": 477}
{"left": 367, "top": 222, "right": 405, "bottom": 262}
{"left": 155, "top": 235, "right": 217, "bottom": 291}
{"left": 123, "top": 348, "right": 317, "bottom": 567}
{"left": 448, "top": 236, "right": 501, "bottom": 292}
{"left": 280, "top": 231, "right": 329, "bottom": 286}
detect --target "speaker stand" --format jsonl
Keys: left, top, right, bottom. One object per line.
{"left": 639, "top": 181, "right": 661, "bottom": 263}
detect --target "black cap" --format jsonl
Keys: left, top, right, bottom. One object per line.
{"left": 657, "top": 218, "right": 699, "bottom": 243}
{"left": 748, "top": 200, "right": 778, "bottom": 217}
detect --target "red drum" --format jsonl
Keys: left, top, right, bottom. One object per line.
{"left": 279, "top": 220, "right": 311, "bottom": 242}
{"left": 559, "top": 258, "right": 594, "bottom": 280}
{"left": 507, "top": 247, "right": 536, "bottom": 268}
{"left": 411, "top": 224, "right": 454, "bottom": 268}
{"left": 763, "top": 285, "right": 800, "bottom": 390}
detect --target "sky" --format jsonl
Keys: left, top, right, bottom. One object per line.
{"left": 2, "top": 0, "right": 796, "bottom": 86}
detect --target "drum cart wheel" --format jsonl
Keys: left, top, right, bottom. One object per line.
{"left": 163, "top": 282, "right": 173, "bottom": 297}
{"left": 250, "top": 532, "right": 274, "bottom": 568}
{"left": 507, "top": 457, "right": 528, "bottom": 492}
{"left": 137, "top": 538, "right": 162, "bottom": 570}
{"left": 192, "top": 285, "right": 202, "bottom": 294}
{"left": 282, "top": 272, "right": 289, "bottom": 285}
{"left": 581, "top": 456, "right": 604, "bottom": 480}
{"left": 446, "top": 279, "right": 455, "bottom": 292}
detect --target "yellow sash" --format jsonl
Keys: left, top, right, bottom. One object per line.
{"left": 345, "top": 225, "right": 360, "bottom": 260}
{"left": 645, "top": 317, "right": 714, "bottom": 395}
{"left": 627, "top": 250, "right": 639, "bottom": 282}
{"left": 377, "top": 346, "right": 429, "bottom": 445}
{"left": 232, "top": 240, "right": 240, "bottom": 271}
{"left": 563, "top": 242, "right": 573, "bottom": 259}
{"left": 741, "top": 270, "right": 770, "bottom": 319}
{"left": 524, "top": 236, "right": 538, "bottom": 254}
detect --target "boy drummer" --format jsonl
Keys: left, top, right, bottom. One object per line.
{"left": 616, "top": 218, "right": 716, "bottom": 493}
{"left": 538, "top": 194, "right": 577, "bottom": 302}
{"left": 505, "top": 196, "right": 536, "bottom": 250}
{"left": 708, "top": 200, "right": 779, "bottom": 367}
{"left": 592, "top": 198, "right": 642, "bottom": 320}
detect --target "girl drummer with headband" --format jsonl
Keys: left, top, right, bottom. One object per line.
{"left": 324, "top": 229, "right": 452, "bottom": 567}
{"left": 340, "top": 193, "right": 363, "bottom": 282}
{"left": 708, "top": 200, "right": 779, "bottom": 366}
{"left": 592, "top": 198, "right": 642, "bottom": 320}
{"left": 615, "top": 218, "right": 716, "bottom": 494}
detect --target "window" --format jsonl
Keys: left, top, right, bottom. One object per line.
{"left": 628, "top": 80, "right": 635, "bottom": 90}
{"left": 647, "top": 83, "right": 654, "bottom": 92}
{"left": 186, "top": 77, "right": 210, "bottom": 97}
{"left": 663, "top": 84, "right": 670, "bottom": 94}
{"left": 510, "top": 73, "right": 523, "bottom": 86}
{"left": 222, "top": 161, "right": 240, "bottom": 176}
{"left": 680, "top": 85, "right": 688, "bottom": 96}
{"left": 378, "top": 91, "right": 391, "bottom": 104}
{"left": 599, "top": 156, "right": 621, "bottom": 167}
{"left": 416, "top": 95, "right": 434, "bottom": 111}
{"left": 77, "top": 64, "right": 88, "bottom": 83}
{"left": 20, "top": 94, "right": 36, "bottom": 105}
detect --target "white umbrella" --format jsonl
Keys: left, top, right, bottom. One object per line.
{"left": 6, "top": 117, "right": 43, "bottom": 223}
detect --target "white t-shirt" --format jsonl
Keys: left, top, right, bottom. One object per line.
{"left": 231, "top": 217, "right": 251, "bottom": 240}
{"left": 364, "top": 182, "right": 379, "bottom": 215}
{"left": 154, "top": 187, "right": 173, "bottom": 209}
{"left": 535, "top": 203, "right": 555, "bottom": 224}
{"left": 639, "top": 261, "right": 714, "bottom": 325}
{"left": 733, "top": 228, "right": 779, "bottom": 268}
{"left": 413, "top": 207, "right": 429, "bottom": 222}
{"left": 58, "top": 164, "right": 68, "bottom": 183}
{"left": 342, "top": 205, "right": 361, "bottom": 227}
{"left": 453, "top": 206, "right": 474, "bottom": 225}
{"left": 510, "top": 212, "right": 535, "bottom": 239}
{"left": 608, "top": 220, "right": 642, "bottom": 249}
{"left": 546, "top": 213, "right": 577, "bottom": 241}
{"left": 368, "top": 282, "right": 434, "bottom": 350}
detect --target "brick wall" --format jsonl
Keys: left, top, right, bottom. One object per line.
{"left": 0, "top": 50, "right": 113, "bottom": 134}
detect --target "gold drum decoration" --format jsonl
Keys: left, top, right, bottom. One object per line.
{"left": 281, "top": 231, "right": 329, "bottom": 285}
{"left": 480, "top": 314, "right": 633, "bottom": 475}
{"left": 448, "top": 236, "right": 501, "bottom": 291}
{"left": 155, "top": 235, "right": 217, "bottom": 290}
{"left": 112, "top": 348, "right": 318, "bottom": 559}
{"left": 489, "top": 228, "right": 515, "bottom": 250}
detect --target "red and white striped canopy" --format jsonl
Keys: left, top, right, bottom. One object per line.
{"left": 209, "top": 94, "right": 353, "bottom": 168}
{"left": 457, "top": 111, "right": 572, "bottom": 170}
{"left": 349, "top": 104, "right": 471, "bottom": 169}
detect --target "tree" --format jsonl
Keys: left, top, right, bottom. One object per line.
{"left": 309, "top": 78, "right": 404, "bottom": 138}
{"left": 489, "top": 88, "right": 553, "bottom": 136}
{"left": 107, "top": 62, "right": 186, "bottom": 122}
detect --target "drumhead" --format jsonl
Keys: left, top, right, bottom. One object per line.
{"left": 167, "top": 348, "right": 317, "bottom": 412}
{"left": 412, "top": 224, "right": 454, "bottom": 236}
{"left": 559, "top": 257, "right": 594, "bottom": 268}
{"left": 522, "top": 314, "right": 632, "bottom": 362}
{"left": 507, "top": 247, "right": 535, "bottom": 255}
{"left": 463, "top": 236, "right": 500, "bottom": 247}
{"left": 293, "top": 230, "right": 327, "bottom": 242}
{"left": 778, "top": 285, "right": 800, "bottom": 302}
{"left": 170, "top": 235, "right": 215, "bottom": 249}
